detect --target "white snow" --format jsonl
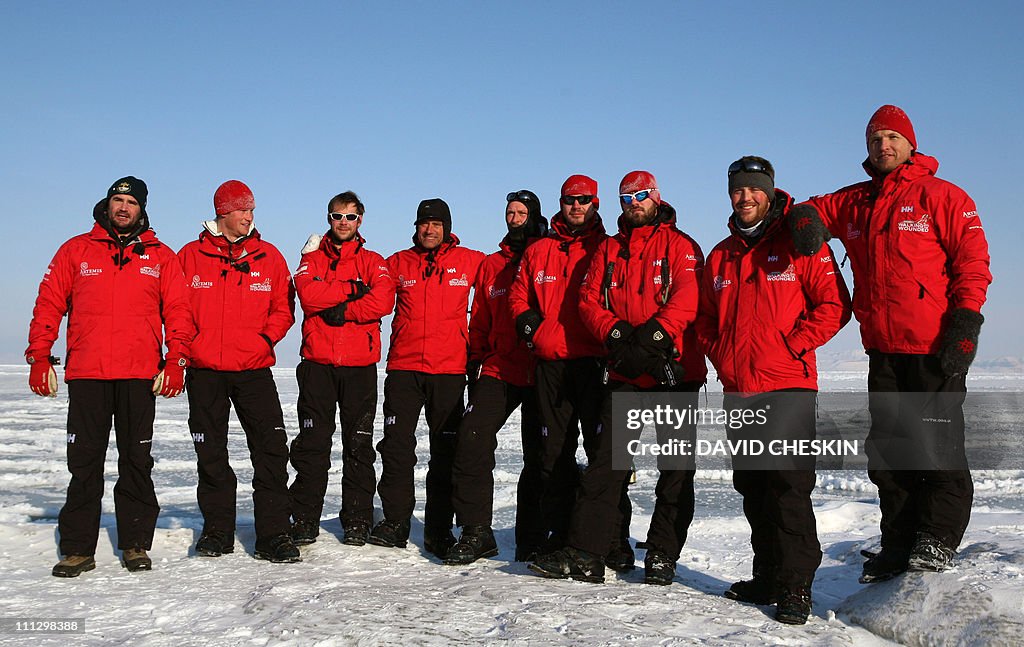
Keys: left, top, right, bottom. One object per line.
{"left": 0, "top": 365, "right": 1021, "bottom": 646}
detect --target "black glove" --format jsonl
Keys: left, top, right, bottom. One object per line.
{"left": 516, "top": 310, "right": 542, "bottom": 347}
{"left": 347, "top": 279, "right": 370, "bottom": 300}
{"left": 656, "top": 360, "right": 686, "bottom": 387}
{"left": 788, "top": 204, "right": 831, "bottom": 256}
{"left": 466, "top": 359, "right": 482, "bottom": 392}
{"left": 606, "top": 320, "right": 637, "bottom": 375}
{"left": 632, "top": 318, "right": 675, "bottom": 356}
{"left": 939, "top": 308, "right": 984, "bottom": 376}
{"left": 318, "top": 301, "right": 347, "bottom": 326}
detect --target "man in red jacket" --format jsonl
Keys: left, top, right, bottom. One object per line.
{"left": 508, "top": 174, "right": 633, "bottom": 570}
{"left": 177, "top": 180, "right": 299, "bottom": 563}
{"left": 788, "top": 106, "right": 992, "bottom": 582}
{"left": 445, "top": 190, "right": 548, "bottom": 565}
{"left": 529, "top": 170, "right": 705, "bottom": 586}
{"left": 27, "top": 176, "right": 192, "bottom": 577}
{"left": 697, "top": 157, "right": 851, "bottom": 624}
{"left": 371, "top": 198, "right": 484, "bottom": 557}
{"left": 289, "top": 191, "right": 395, "bottom": 548}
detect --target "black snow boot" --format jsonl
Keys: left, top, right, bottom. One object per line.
{"left": 368, "top": 518, "right": 410, "bottom": 548}
{"left": 290, "top": 519, "right": 320, "bottom": 546}
{"left": 342, "top": 521, "right": 371, "bottom": 547}
{"left": 907, "top": 532, "right": 955, "bottom": 572}
{"left": 775, "top": 586, "right": 812, "bottom": 625}
{"left": 605, "top": 538, "right": 636, "bottom": 572}
{"left": 423, "top": 527, "right": 457, "bottom": 559}
{"left": 195, "top": 530, "right": 234, "bottom": 557}
{"left": 528, "top": 547, "right": 605, "bottom": 583}
{"left": 725, "top": 574, "right": 778, "bottom": 604}
{"left": 444, "top": 525, "right": 499, "bottom": 565}
{"left": 859, "top": 547, "right": 910, "bottom": 583}
{"left": 254, "top": 533, "right": 302, "bottom": 563}
{"left": 643, "top": 549, "right": 677, "bottom": 586}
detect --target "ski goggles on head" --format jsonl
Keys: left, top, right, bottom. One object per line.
{"left": 506, "top": 190, "right": 535, "bottom": 204}
{"left": 728, "top": 159, "right": 771, "bottom": 177}
{"left": 619, "top": 190, "right": 654, "bottom": 204}
{"left": 329, "top": 212, "right": 359, "bottom": 222}
{"left": 560, "top": 195, "right": 595, "bottom": 206}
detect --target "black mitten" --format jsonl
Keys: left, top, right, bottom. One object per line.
{"left": 318, "top": 302, "right": 348, "bottom": 326}
{"left": 788, "top": 204, "right": 831, "bottom": 256}
{"left": 939, "top": 308, "right": 984, "bottom": 376}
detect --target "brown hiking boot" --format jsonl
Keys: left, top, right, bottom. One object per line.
{"left": 52, "top": 555, "right": 96, "bottom": 578}
{"left": 122, "top": 548, "right": 152, "bottom": 572}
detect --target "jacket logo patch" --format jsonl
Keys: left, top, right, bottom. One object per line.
{"left": 820, "top": 255, "right": 832, "bottom": 263}
{"left": 846, "top": 222, "right": 861, "bottom": 240}
{"left": 250, "top": 278, "right": 273, "bottom": 292}
{"left": 766, "top": 264, "right": 797, "bottom": 282}
{"left": 191, "top": 275, "right": 214, "bottom": 289}
{"left": 250, "top": 271, "right": 260, "bottom": 278}
{"left": 768, "top": 255, "right": 779, "bottom": 262}
{"left": 713, "top": 275, "right": 732, "bottom": 291}
{"left": 140, "top": 264, "right": 161, "bottom": 278}
{"left": 488, "top": 285, "right": 506, "bottom": 299}
{"left": 900, "top": 205, "right": 914, "bottom": 213}
{"left": 398, "top": 274, "right": 416, "bottom": 288}
{"left": 897, "top": 214, "right": 931, "bottom": 233}
{"left": 79, "top": 262, "right": 102, "bottom": 277}
{"left": 139, "top": 254, "right": 150, "bottom": 260}
{"left": 446, "top": 267, "right": 457, "bottom": 274}
{"left": 962, "top": 210, "right": 978, "bottom": 219}
{"left": 534, "top": 270, "right": 557, "bottom": 284}
{"left": 449, "top": 274, "right": 469, "bottom": 287}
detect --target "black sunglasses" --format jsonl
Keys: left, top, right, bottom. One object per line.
{"left": 329, "top": 212, "right": 359, "bottom": 222}
{"left": 560, "top": 195, "right": 595, "bottom": 206}
{"left": 728, "top": 159, "right": 771, "bottom": 177}
{"left": 506, "top": 190, "right": 535, "bottom": 204}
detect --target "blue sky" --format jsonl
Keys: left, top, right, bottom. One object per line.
{"left": 3, "top": 1, "right": 1020, "bottom": 364}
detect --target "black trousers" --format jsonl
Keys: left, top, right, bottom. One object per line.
{"left": 186, "top": 368, "right": 291, "bottom": 540}
{"left": 289, "top": 361, "right": 378, "bottom": 528}
{"left": 726, "top": 389, "right": 821, "bottom": 589}
{"left": 866, "top": 351, "right": 973, "bottom": 551}
{"left": 59, "top": 379, "right": 159, "bottom": 556}
{"left": 535, "top": 358, "right": 631, "bottom": 547}
{"left": 377, "top": 370, "right": 465, "bottom": 532}
{"left": 450, "top": 376, "right": 544, "bottom": 547}
{"left": 567, "top": 381, "right": 701, "bottom": 560}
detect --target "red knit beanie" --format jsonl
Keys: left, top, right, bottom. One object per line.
{"left": 561, "top": 174, "right": 599, "bottom": 208}
{"left": 214, "top": 180, "right": 255, "bottom": 215}
{"left": 619, "top": 170, "right": 661, "bottom": 204}
{"left": 866, "top": 105, "right": 917, "bottom": 150}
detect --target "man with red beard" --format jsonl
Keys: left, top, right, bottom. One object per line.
{"left": 370, "top": 199, "right": 484, "bottom": 557}
{"left": 178, "top": 180, "right": 299, "bottom": 563}
{"left": 788, "top": 106, "right": 992, "bottom": 582}
{"left": 528, "top": 171, "right": 705, "bottom": 586}
{"left": 510, "top": 174, "right": 634, "bottom": 571}
{"left": 289, "top": 191, "right": 395, "bottom": 548}
{"left": 697, "top": 157, "right": 851, "bottom": 624}
{"left": 445, "top": 190, "right": 549, "bottom": 565}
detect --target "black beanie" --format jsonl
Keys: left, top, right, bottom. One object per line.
{"left": 727, "top": 156, "right": 775, "bottom": 200}
{"left": 106, "top": 176, "right": 148, "bottom": 210}
{"left": 415, "top": 198, "right": 452, "bottom": 240}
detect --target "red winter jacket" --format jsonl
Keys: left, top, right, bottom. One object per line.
{"left": 27, "top": 222, "right": 191, "bottom": 380}
{"left": 178, "top": 224, "right": 295, "bottom": 371}
{"left": 386, "top": 234, "right": 485, "bottom": 374}
{"left": 579, "top": 203, "right": 707, "bottom": 387}
{"left": 509, "top": 214, "right": 607, "bottom": 361}
{"left": 697, "top": 191, "right": 852, "bottom": 394}
{"left": 806, "top": 153, "right": 991, "bottom": 354}
{"left": 295, "top": 233, "right": 395, "bottom": 367}
{"left": 470, "top": 239, "right": 536, "bottom": 387}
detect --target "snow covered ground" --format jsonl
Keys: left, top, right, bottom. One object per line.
{"left": 0, "top": 365, "right": 1022, "bottom": 646}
